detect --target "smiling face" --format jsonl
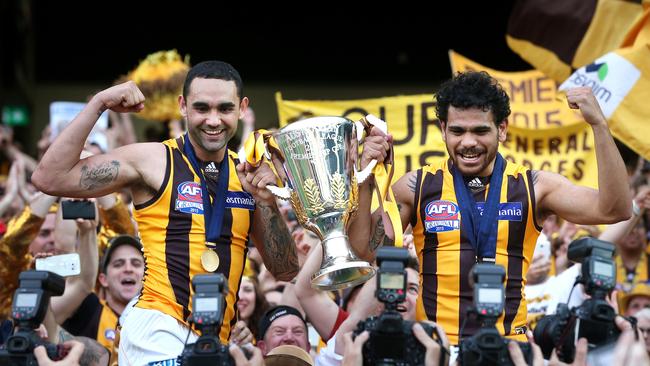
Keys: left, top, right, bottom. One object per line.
{"left": 258, "top": 314, "right": 309, "bottom": 355}
{"left": 99, "top": 245, "right": 144, "bottom": 308}
{"left": 180, "top": 77, "right": 249, "bottom": 162}
{"left": 237, "top": 277, "right": 256, "bottom": 321}
{"left": 441, "top": 106, "right": 507, "bottom": 177}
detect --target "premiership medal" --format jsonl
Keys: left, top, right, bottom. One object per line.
{"left": 201, "top": 249, "right": 220, "bottom": 272}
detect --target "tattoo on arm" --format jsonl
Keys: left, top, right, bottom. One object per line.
{"left": 79, "top": 161, "right": 119, "bottom": 190}
{"left": 258, "top": 203, "right": 298, "bottom": 280}
{"left": 369, "top": 203, "right": 402, "bottom": 252}
{"left": 369, "top": 218, "right": 390, "bottom": 252}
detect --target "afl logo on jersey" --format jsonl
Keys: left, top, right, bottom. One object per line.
{"left": 175, "top": 181, "right": 204, "bottom": 214}
{"left": 178, "top": 182, "right": 203, "bottom": 201}
{"left": 424, "top": 200, "right": 460, "bottom": 233}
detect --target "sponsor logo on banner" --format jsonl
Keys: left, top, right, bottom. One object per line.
{"left": 424, "top": 200, "right": 460, "bottom": 232}
{"left": 560, "top": 52, "right": 640, "bottom": 118}
{"left": 176, "top": 181, "right": 204, "bottom": 214}
{"left": 476, "top": 202, "right": 523, "bottom": 221}
{"left": 225, "top": 191, "right": 256, "bottom": 210}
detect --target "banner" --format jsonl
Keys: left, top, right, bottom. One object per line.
{"left": 556, "top": 1, "right": 650, "bottom": 160}
{"left": 275, "top": 53, "right": 599, "bottom": 188}
{"left": 449, "top": 51, "right": 584, "bottom": 128}
{"left": 506, "top": 0, "right": 643, "bottom": 83}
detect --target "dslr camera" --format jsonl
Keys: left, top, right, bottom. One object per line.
{"left": 354, "top": 247, "right": 442, "bottom": 366}
{"left": 534, "top": 237, "right": 623, "bottom": 362}
{"left": 0, "top": 271, "right": 67, "bottom": 366}
{"left": 459, "top": 263, "right": 532, "bottom": 366}
{"left": 177, "top": 273, "right": 234, "bottom": 366}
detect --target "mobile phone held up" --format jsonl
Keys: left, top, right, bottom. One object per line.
{"left": 35, "top": 253, "right": 81, "bottom": 277}
{"left": 61, "top": 200, "right": 96, "bottom": 220}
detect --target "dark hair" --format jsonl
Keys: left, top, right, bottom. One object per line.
{"left": 435, "top": 71, "right": 510, "bottom": 126}
{"left": 241, "top": 275, "right": 270, "bottom": 341}
{"left": 183, "top": 60, "right": 243, "bottom": 100}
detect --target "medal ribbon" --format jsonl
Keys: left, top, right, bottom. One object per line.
{"left": 182, "top": 133, "right": 230, "bottom": 249}
{"left": 451, "top": 153, "right": 505, "bottom": 259}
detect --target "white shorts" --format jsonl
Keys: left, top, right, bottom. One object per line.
{"left": 118, "top": 305, "right": 199, "bottom": 366}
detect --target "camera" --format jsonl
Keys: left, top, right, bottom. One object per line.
{"left": 533, "top": 237, "right": 621, "bottom": 362}
{"left": 353, "top": 247, "right": 442, "bottom": 366}
{"left": 177, "top": 273, "right": 234, "bottom": 366}
{"left": 61, "top": 200, "right": 95, "bottom": 220}
{"left": 459, "top": 264, "right": 532, "bottom": 366}
{"left": 0, "top": 271, "right": 67, "bottom": 365}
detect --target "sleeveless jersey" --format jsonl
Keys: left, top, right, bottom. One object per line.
{"left": 411, "top": 159, "right": 541, "bottom": 345}
{"left": 133, "top": 137, "right": 254, "bottom": 342}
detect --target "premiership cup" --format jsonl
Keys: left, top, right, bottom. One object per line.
{"left": 266, "top": 116, "right": 381, "bottom": 290}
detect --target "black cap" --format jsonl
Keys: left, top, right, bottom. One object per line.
{"left": 101, "top": 235, "right": 143, "bottom": 273}
{"left": 258, "top": 305, "right": 307, "bottom": 340}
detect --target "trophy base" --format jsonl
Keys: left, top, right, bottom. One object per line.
{"left": 311, "top": 261, "right": 376, "bottom": 291}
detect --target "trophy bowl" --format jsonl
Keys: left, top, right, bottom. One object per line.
{"left": 266, "top": 116, "right": 377, "bottom": 290}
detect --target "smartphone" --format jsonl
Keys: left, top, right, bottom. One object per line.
{"left": 35, "top": 253, "right": 81, "bottom": 277}
{"left": 61, "top": 200, "right": 96, "bottom": 220}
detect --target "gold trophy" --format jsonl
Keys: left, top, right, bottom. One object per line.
{"left": 265, "top": 116, "right": 385, "bottom": 290}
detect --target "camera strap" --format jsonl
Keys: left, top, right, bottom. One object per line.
{"left": 182, "top": 133, "right": 230, "bottom": 246}
{"left": 451, "top": 153, "right": 505, "bottom": 260}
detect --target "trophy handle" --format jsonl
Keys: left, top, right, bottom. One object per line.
{"left": 266, "top": 184, "right": 292, "bottom": 200}
{"left": 354, "top": 114, "right": 388, "bottom": 184}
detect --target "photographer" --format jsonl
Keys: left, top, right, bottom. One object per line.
{"left": 533, "top": 238, "right": 636, "bottom": 363}
{"left": 316, "top": 248, "right": 447, "bottom": 366}
{"left": 341, "top": 323, "right": 449, "bottom": 366}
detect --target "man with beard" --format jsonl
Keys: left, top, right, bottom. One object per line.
{"left": 349, "top": 71, "right": 632, "bottom": 345}
{"left": 32, "top": 60, "right": 298, "bottom": 365}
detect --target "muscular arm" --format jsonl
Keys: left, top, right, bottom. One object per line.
{"left": 31, "top": 82, "right": 153, "bottom": 198}
{"left": 350, "top": 171, "right": 416, "bottom": 262}
{"left": 251, "top": 201, "right": 299, "bottom": 281}
{"left": 534, "top": 88, "right": 631, "bottom": 225}
{"left": 293, "top": 244, "right": 340, "bottom": 340}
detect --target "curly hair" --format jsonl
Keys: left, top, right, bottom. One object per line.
{"left": 435, "top": 71, "right": 511, "bottom": 126}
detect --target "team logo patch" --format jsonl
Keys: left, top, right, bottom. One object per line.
{"left": 104, "top": 328, "right": 115, "bottom": 341}
{"left": 225, "top": 191, "right": 256, "bottom": 210}
{"left": 476, "top": 202, "right": 523, "bottom": 221}
{"left": 424, "top": 200, "right": 460, "bottom": 232}
{"left": 175, "top": 181, "right": 204, "bottom": 214}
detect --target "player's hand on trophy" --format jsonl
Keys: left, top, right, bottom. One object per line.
{"left": 360, "top": 126, "right": 392, "bottom": 170}
{"left": 236, "top": 160, "right": 278, "bottom": 203}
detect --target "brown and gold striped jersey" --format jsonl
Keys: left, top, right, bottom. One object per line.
{"left": 133, "top": 136, "right": 254, "bottom": 342}
{"left": 411, "top": 159, "right": 541, "bottom": 345}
